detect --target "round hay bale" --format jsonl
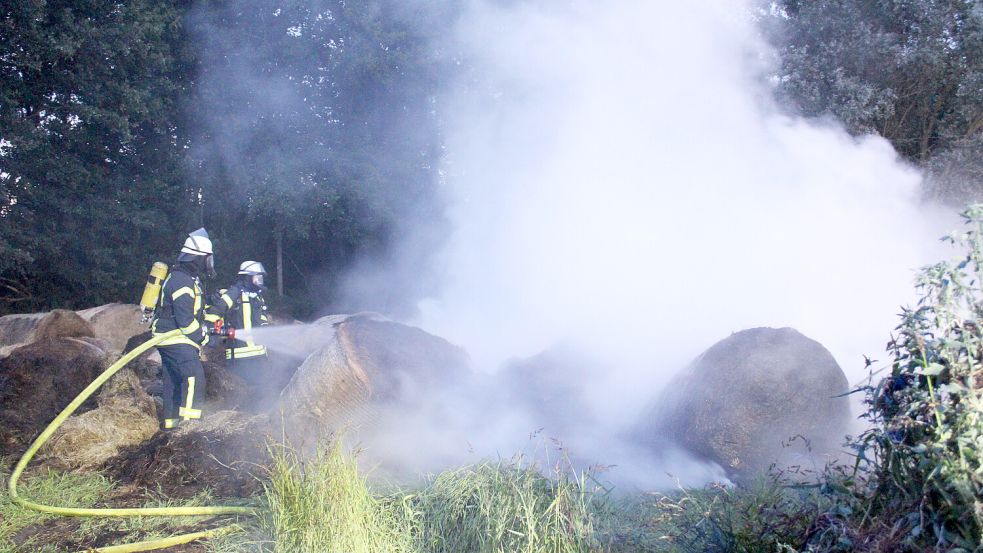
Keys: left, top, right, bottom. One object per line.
{"left": 33, "top": 309, "right": 95, "bottom": 342}
{"left": 0, "top": 312, "right": 47, "bottom": 350}
{"left": 277, "top": 314, "right": 471, "bottom": 451}
{"left": 40, "top": 368, "right": 158, "bottom": 470}
{"left": 0, "top": 337, "right": 110, "bottom": 460}
{"left": 76, "top": 303, "right": 147, "bottom": 353}
{"left": 105, "top": 410, "right": 271, "bottom": 499}
{"left": 639, "top": 327, "right": 850, "bottom": 482}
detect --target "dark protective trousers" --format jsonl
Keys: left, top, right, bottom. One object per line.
{"left": 158, "top": 343, "right": 205, "bottom": 424}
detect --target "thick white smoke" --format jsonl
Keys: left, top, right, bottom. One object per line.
{"left": 414, "top": 0, "right": 952, "bottom": 423}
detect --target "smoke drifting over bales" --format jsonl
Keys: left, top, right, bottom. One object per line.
{"left": 199, "top": 0, "right": 959, "bottom": 486}
{"left": 414, "top": 0, "right": 951, "bottom": 402}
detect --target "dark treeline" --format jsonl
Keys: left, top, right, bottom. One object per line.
{"left": 1, "top": 0, "right": 981, "bottom": 317}
{"left": 0, "top": 0, "right": 455, "bottom": 317}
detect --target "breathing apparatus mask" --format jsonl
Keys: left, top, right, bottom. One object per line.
{"left": 238, "top": 260, "right": 267, "bottom": 291}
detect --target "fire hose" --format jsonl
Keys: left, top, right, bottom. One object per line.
{"left": 6, "top": 328, "right": 256, "bottom": 552}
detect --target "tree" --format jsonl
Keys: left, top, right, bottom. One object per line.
{"left": 0, "top": 0, "right": 197, "bottom": 313}
{"left": 764, "top": 0, "right": 983, "bottom": 200}
{"left": 186, "top": 0, "right": 450, "bottom": 316}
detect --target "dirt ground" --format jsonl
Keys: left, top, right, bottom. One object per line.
{"left": 104, "top": 411, "right": 272, "bottom": 500}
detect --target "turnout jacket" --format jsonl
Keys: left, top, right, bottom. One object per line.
{"left": 205, "top": 283, "right": 270, "bottom": 360}
{"left": 151, "top": 264, "right": 208, "bottom": 348}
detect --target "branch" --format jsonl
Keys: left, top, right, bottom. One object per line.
{"left": 0, "top": 276, "right": 32, "bottom": 304}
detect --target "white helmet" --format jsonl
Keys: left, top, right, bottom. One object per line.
{"left": 178, "top": 228, "right": 215, "bottom": 277}
{"left": 181, "top": 228, "right": 213, "bottom": 256}
{"left": 238, "top": 260, "right": 266, "bottom": 275}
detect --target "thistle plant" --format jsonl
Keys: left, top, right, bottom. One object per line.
{"left": 855, "top": 205, "right": 983, "bottom": 551}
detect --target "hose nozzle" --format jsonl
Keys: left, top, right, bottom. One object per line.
{"left": 210, "top": 320, "right": 235, "bottom": 339}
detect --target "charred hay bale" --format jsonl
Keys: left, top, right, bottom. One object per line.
{"left": 640, "top": 327, "right": 850, "bottom": 482}
{"left": 0, "top": 309, "right": 94, "bottom": 358}
{"left": 121, "top": 331, "right": 162, "bottom": 382}
{"left": 105, "top": 410, "right": 271, "bottom": 499}
{"left": 0, "top": 312, "right": 47, "bottom": 351}
{"left": 0, "top": 337, "right": 111, "bottom": 460}
{"left": 39, "top": 368, "right": 158, "bottom": 470}
{"left": 76, "top": 303, "right": 146, "bottom": 353}
{"left": 277, "top": 314, "right": 471, "bottom": 451}
{"left": 33, "top": 309, "right": 95, "bottom": 342}
{"left": 200, "top": 340, "right": 251, "bottom": 410}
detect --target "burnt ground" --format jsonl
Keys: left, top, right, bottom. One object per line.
{"left": 5, "top": 328, "right": 297, "bottom": 551}
{"left": 10, "top": 513, "right": 228, "bottom": 552}
{"left": 7, "top": 481, "right": 237, "bottom": 552}
{"left": 104, "top": 412, "right": 273, "bottom": 500}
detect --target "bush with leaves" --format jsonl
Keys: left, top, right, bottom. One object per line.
{"left": 843, "top": 205, "right": 983, "bottom": 551}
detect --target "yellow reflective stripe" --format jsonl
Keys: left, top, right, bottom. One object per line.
{"left": 158, "top": 275, "right": 171, "bottom": 308}
{"left": 181, "top": 376, "right": 197, "bottom": 419}
{"left": 241, "top": 293, "right": 256, "bottom": 346}
{"left": 204, "top": 313, "right": 221, "bottom": 323}
{"left": 221, "top": 293, "right": 234, "bottom": 309}
{"left": 226, "top": 345, "right": 267, "bottom": 359}
{"left": 179, "top": 407, "right": 202, "bottom": 419}
{"left": 153, "top": 333, "right": 201, "bottom": 349}
{"left": 193, "top": 284, "right": 202, "bottom": 313}
{"left": 172, "top": 287, "right": 194, "bottom": 301}
{"left": 231, "top": 344, "right": 266, "bottom": 353}
{"left": 180, "top": 319, "right": 200, "bottom": 335}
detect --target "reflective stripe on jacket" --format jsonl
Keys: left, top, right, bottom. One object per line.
{"left": 151, "top": 266, "right": 208, "bottom": 349}
{"left": 206, "top": 284, "right": 270, "bottom": 359}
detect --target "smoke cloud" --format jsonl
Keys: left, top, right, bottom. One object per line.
{"left": 337, "top": 0, "right": 958, "bottom": 484}
{"left": 212, "top": 0, "right": 960, "bottom": 487}
{"left": 413, "top": 0, "right": 951, "bottom": 393}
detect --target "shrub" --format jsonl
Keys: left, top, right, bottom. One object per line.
{"left": 845, "top": 205, "right": 983, "bottom": 551}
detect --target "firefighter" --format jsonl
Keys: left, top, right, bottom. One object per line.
{"left": 206, "top": 261, "right": 272, "bottom": 397}
{"left": 151, "top": 228, "right": 215, "bottom": 430}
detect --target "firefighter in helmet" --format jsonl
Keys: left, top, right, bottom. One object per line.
{"left": 206, "top": 261, "right": 272, "bottom": 396}
{"left": 151, "top": 228, "right": 215, "bottom": 430}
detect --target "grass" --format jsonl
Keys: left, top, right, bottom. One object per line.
{"left": 262, "top": 442, "right": 416, "bottom": 553}
{"left": 261, "top": 441, "right": 600, "bottom": 553}
{"left": 0, "top": 465, "right": 113, "bottom": 552}
{"left": 0, "top": 462, "right": 256, "bottom": 552}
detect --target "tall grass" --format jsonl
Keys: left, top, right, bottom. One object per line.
{"left": 262, "top": 442, "right": 601, "bottom": 553}
{"left": 264, "top": 442, "right": 416, "bottom": 553}
{"left": 413, "top": 461, "right": 598, "bottom": 553}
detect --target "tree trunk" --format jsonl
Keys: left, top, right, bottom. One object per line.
{"left": 276, "top": 229, "right": 284, "bottom": 297}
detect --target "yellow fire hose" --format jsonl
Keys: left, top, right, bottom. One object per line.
{"left": 6, "top": 329, "right": 257, "bottom": 552}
